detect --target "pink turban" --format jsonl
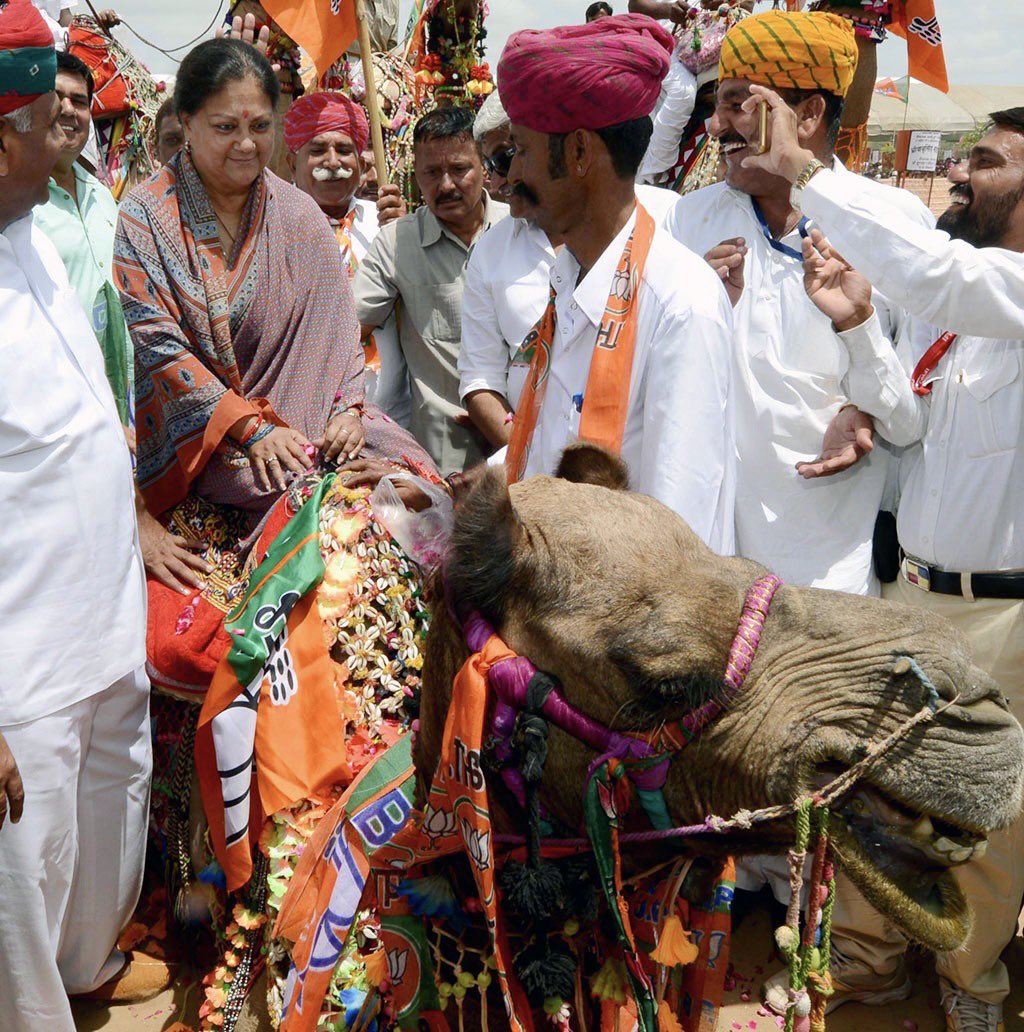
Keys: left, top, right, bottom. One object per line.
{"left": 283, "top": 91, "right": 369, "bottom": 155}
{"left": 497, "top": 14, "right": 672, "bottom": 134}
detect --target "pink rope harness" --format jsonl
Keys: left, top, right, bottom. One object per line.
{"left": 463, "top": 573, "right": 782, "bottom": 839}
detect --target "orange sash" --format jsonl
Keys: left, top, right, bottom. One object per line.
{"left": 505, "top": 203, "right": 656, "bottom": 482}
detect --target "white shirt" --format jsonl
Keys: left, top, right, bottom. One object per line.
{"left": 801, "top": 169, "right": 1024, "bottom": 341}
{"left": 457, "top": 186, "right": 678, "bottom": 413}
{"left": 459, "top": 217, "right": 557, "bottom": 409}
{"left": 337, "top": 196, "right": 411, "bottom": 427}
{"left": 665, "top": 165, "right": 934, "bottom": 595}
{"left": 842, "top": 314, "right": 1024, "bottom": 573}
{"left": 515, "top": 211, "right": 736, "bottom": 555}
{"left": 0, "top": 214, "right": 145, "bottom": 726}
{"left": 32, "top": 0, "right": 75, "bottom": 47}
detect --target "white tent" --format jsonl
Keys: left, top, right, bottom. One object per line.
{"left": 868, "top": 80, "right": 976, "bottom": 134}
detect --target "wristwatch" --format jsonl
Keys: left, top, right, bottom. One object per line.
{"left": 790, "top": 158, "right": 825, "bottom": 212}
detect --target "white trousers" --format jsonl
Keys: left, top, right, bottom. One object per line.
{"left": 0, "top": 667, "right": 151, "bottom": 1032}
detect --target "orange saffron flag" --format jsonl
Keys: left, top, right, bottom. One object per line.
{"left": 890, "top": 0, "right": 948, "bottom": 93}
{"left": 261, "top": 0, "right": 359, "bottom": 81}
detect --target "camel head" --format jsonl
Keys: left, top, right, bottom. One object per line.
{"left": 418, "top": 446, "right": 1024, "bottom": 953}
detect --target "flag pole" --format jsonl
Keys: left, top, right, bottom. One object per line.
{"left": 355, "top": 0, "right": 391, "bottom": 187}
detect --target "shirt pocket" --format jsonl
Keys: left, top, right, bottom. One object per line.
{"left": 412, "top": 281, "right": 463, "bottom": 343}
{"left": 960, "top": 344, "right": 1023, "bottom": 457}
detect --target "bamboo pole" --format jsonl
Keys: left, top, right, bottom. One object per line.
{"left": 355, "top": 0, "right": 390, "bottom": 187}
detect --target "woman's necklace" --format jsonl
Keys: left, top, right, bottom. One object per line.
{"left": 213, "top": 207, "right": 239, "bottom": 248}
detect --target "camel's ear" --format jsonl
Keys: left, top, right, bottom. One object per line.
{"left": 446, "top": 466, "right": 523, "bottom": 626}
{"left": 555, "top": 443, "right": 629, "bottom": 491}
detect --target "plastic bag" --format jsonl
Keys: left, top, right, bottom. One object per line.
{"left": 370, "top": 473, "right": 453, "bottom": 569}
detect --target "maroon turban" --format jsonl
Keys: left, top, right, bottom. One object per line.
{"left": 497, "top": 13, "right": 672, "bottom": 134}
{"left": 283, "top": 91, "right": 369, "bottom": 155}
{"left": 0, "top": 0, "right": 57, "bottom": 116}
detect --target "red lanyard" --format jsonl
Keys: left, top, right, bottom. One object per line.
{"left": 911, "top": 331, "right": 958, "bottom": 396}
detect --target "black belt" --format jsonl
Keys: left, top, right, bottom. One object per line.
{"left": 902, "top": 555, "right": 1024, "bottom": 600}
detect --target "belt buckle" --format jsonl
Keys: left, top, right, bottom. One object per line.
{"left": 904, "top": 558, "right": 931, "bottom": 591}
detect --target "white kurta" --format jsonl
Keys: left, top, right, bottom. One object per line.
{"left": 0, "top": 212, "right": 149, "bottom": 1032}
{"left": 0, "top": 214, "right": 145, "bottom": 725}
{"left": 337, "top": 196, "right": 411, "bottom": 426}
{"left": 511, "top": 209, "right": 737, "bottom": 556}
{"left": 801, "top": 168, "right": 1024, "bottom": 340}
{"left": 458, "top": 216, "right": 558, "bottom": 409}
{"left": 665, "top": 165, "right": 934, "bottom": 594}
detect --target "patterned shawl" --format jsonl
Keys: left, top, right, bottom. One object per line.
{"left": 115, "top": 151, "right": 436, "bottom": 516}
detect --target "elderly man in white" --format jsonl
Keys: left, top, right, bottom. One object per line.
{"left": 0, "top": 4, "right": 151, "bottom": 1028}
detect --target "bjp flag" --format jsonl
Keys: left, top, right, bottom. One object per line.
{"left": 261, "top": 0, "right": 359, "bottom": 81}
{"left": 889, "top": 0, "right": 948, "bottom": 93}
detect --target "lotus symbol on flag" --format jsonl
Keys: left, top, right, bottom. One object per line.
{"left": 909, "top": 15, "right": 941, "bottom": 46}
{"left": 387, "top": 947, "right": 409, "bottom": 986}
{"left": 331, "top": 0, "right": 342, "bottom": 13}
{"left": 422, "top": 803, "right": 457, "bottom": 843}
{"left": 460, "top": 817, "right": 491, "bottom": 872}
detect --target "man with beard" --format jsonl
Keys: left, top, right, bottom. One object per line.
{"left": 664, "top": 9, "right": 934, "bottom": 597}
{"left": 354, "top": 106, "right": 508, "bottom": 472}
{"left": 751, "top": 95, "right": 1024, "bottom": 340}
{"left": 494, "top": 13, "right": 735, "bottom": 553}
{"left": 753, "top": 103, "right": 1024, "bottom": 1032}
{"left": 284, "top": 91, "right": 410, "bottom": 425}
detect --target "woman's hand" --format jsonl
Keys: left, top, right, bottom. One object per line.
{"left": 248, "top": 426, "right": 314, "bottom": 492}
{"left": 318, "top": 412, "right": 365, "bottom": 464}
{"left": 339, "top": 458, "right": 433, "bottom": 511}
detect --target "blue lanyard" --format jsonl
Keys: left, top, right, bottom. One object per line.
{"left": 750, "top": 198, "right": 809, "bottom": 261}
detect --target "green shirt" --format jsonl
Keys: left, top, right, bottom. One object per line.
{"left": 35, "top": 164, "right": 134, "bottom": 424}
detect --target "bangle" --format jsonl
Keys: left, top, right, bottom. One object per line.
{"left": 241, "top": 422, "right": 275, "bottom": 451}
{"left": 238, "top": 415, "right": 264, "bottom": 446}
{"left": 503, "top": 411, "right": 515, "bottom": 425}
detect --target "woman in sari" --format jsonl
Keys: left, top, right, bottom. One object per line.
{"left": 114, "top": 43, "right": 441, "bottom": 1020}
{"left": 115, "top": 37, "right": 438, "bottom": 694}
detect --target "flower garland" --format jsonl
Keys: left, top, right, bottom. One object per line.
{"left": 198, "top": 479, "right": 429, "bottom": 1031}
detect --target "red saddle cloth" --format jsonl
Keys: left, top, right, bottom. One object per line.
{"left": 146, "top": 492, "right": 294, "bottom": 702}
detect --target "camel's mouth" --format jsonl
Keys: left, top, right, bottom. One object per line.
{"left": 814, "top": 766, "right": 981, "bottom": 952}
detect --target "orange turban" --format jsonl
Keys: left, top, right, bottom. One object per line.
{"left": 718, "top": 11, "right": 858, "bottom": 98}
{"left": 283, "top": 91, "right": 369, "bottom": 155}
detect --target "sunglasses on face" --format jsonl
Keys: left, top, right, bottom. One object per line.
{"left": 483, "top": 146, "right": 516, "bottom": 178}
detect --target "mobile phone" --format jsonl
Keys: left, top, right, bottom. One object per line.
{"left": 753, "top": 99, "right": 769, "bottom": 154}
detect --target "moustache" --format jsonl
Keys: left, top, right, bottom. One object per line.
{"left": 435, "top": 192, "right": 464, "bottom": 205}
{"left": 312, "top": 166, "right": 354, "bottom": 182}
{"left": 949, "top": 182, "right": 972, "bottom": 202}
{"left": 511, "top": 183, "right": 539, "bottom": 205}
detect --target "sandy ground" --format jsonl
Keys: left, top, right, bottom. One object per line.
{"left": 72, "top": 901, "right": 1024, "bottom": 1032}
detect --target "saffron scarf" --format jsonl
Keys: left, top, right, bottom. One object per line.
{"left": 368, "top": 632, "right": 536, "bottom": 1030}
{"left": 506, "top": 203, "right": 656, "bottom": 482}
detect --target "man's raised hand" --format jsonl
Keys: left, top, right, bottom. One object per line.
{"left": 802, "top": 229, "right": 874, "bottom": 332}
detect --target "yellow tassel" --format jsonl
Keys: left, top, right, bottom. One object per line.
{"left": 657, "top": 1000, "right": 684, "bottom": 1032}
{"left": 650, "top": 916, "right": 699, "bottom": 968}
{"left": 591, "top": 957, "right": 628, "bottom": 1004}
